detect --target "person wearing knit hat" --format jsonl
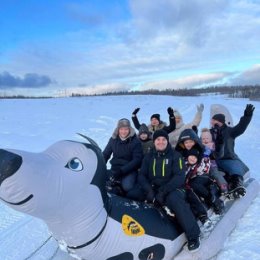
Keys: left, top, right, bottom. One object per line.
{"left": 103, "top": 118, "right": 143, "bottom": 196}
{"left": 137, "top": 124, "right": 154, "bottom": 155}
{"left": 129, "top": 125, "right": 201, "bottom": 252}
{"left": 152, "top": 129, "right": 169, "bottom": 142}
{"left": 184, "top": 146, "right": 225, "bottom": 215}
{"left": 150, "top": 113, "right": 161, "bottom": 122}
{"left": 211, "top": 113, "right": 225, "bottom": 125}
{"left": 209, "top": 104, "right": 255, "bottom": 199}
{"left": 184, "top": 148, "right": 200, "bottom": 165}
{"left": 131, "top": 107, "right": 176, "bottom": 134}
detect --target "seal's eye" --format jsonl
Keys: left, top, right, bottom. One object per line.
{"left": 66, "top": 158, "right": 83, "bottom": 172}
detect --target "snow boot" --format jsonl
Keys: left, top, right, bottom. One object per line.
{"left": 187, "top": 237, "right": 201, "bottom": 252}
{"left": 228, "top": 174, "right": 246, "bottom": 199}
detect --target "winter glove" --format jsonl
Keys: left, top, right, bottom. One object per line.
{"left": 192, "top": 125, "right": 198, "bottom": 135}
{"left": 167, "top": 107, "right": 174, "bottom": 117}
{"left": 154, "top": 192, "right": 165, "bottom": 207}
{"left": 146, "top": 190, "right": 155, "bottom": 203}
{"left": 244, "top": 104, "right": 255, "bottom": 117}
{"left": 197, "top": 104, "right": 204, "bottom": 113}
{"left": 132, "top": 108, "right": 140, "bottom": 116}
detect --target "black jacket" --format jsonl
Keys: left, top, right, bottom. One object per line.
{"left": 102, "top": 134, "right": 143, "bottom": 174}
{"left": 138, "top": 144, "right": 186, "bottom": 195}
{"left": 132, "top": 114, "right": 176, "bottom": 134}
{"left": 211, "top": 114, "right": 252, "bottom": 160}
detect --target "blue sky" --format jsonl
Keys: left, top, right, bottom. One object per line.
{"left": 0, "top": 0, "right": 260, "bottom": 96}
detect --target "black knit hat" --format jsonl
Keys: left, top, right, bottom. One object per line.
{"left": 150, "top": 113, "right": 160, "bottom": 121}
{"left": 212, "top": 113, "right": 225, "bottom": 124}
{"left": 184, "top": 148, "right": 200, "bottom": 158}
{"left": 153, "top": 129, "right": 169, "bottom": 142}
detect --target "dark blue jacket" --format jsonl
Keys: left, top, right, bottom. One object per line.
{"left": 138, "top": 144, "right": 186, "bottom": 195}
{"left": 103, "top": 134, "right": 143, "bottom": 174}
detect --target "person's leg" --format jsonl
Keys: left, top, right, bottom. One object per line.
{"left": 121, "top": 173, "right": 137, "bottom": 192}
{"left": 126, "top": 186, "right": 146, "bottom": 201}
{"left": 217, "top": 159, "right": 247, "bottom": 198}
{"left": 209, "top": 166, "right": 228, "bottom": 195}
{"left": 217, "top": 159, "right": 248, "bottom": 177}
{"left": 189, "top": 176, "right": 211, "bottom": 199}
{"left": 186, "top": 189, "right": 210, "bottom": 226}
{"left": 165, "top": 190, "right": 200, "bottom": 251}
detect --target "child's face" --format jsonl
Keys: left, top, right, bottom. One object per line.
{"left": 188, "top": 155, "right": 198, "bottom": 165}
{"left": 201, "top": 132, "right": 212, "bottom": 145}
{"left": 139, "top": 133, "right": 148, "bottom": 140}
{"left": 183, "top": 139, "right": 195, "bottom": 150}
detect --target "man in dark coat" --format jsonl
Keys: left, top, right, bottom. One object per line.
{"left": 137, "top": 129, "right": 201, "bottom": 252}
{"left": 210, "top": 104, "right": 255, "bottom": 198}
{"left": 103, "top": 118, "right": 143, "bottom": 194}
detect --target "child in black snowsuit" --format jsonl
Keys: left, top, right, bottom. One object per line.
{"left": 184, "top": 148, "right": 224, "bottom": 215}
{"left": 137, "top": 123, "right": 154, "bottom": 155}
{"left": 176, "top": 129, "right": 224, "bottom": 215}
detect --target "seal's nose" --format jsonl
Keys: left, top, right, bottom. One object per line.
{"left": 0, "top": 149, "right": 22, "bottom": 186}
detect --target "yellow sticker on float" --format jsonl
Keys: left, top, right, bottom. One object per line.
{"left": 122, "top": 215, "right": 145, "bottom": 236}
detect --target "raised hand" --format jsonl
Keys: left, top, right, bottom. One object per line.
{"left": 167, "top": 107, "right": 174, "bottom": 117}
{"left": 244, "top": 104, "right": 255, "bottom": 117}
{"left": 132, "top": 108, "right": 140, "bottom": 115}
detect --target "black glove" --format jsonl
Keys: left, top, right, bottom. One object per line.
{"left": 132, "top": 108, "right": 140, "bottom": 116}
{"left": 192, "top": 125, "right": 198, "bottom": 135}
{"left": 244, "top": 104, "right": 255, "bottom": 117}
{"left": 167, "top": 107, "right": 174, "bottom": 117}
{"left": 146, "top": 190, "right": 155, "bottom": 203}
{"left": 154, "top": 192, "right": 165, "bottom": 207}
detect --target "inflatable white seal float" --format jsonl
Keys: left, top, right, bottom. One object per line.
{"left": 0, "top": 135, "right": 259, "bottom": 260}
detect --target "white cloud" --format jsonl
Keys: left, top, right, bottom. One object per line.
{"left": 138, "top": 72, "right": 231, "bottom": 91}
{"left": 1, "top": 0, "right": 260, "bottom": 95}
{"left": 229, "top": 64, "right": 260, "bottom": 85}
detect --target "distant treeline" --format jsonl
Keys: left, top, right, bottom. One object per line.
{"left": 72, "top": 85, "right": 260, "bottom": 100}
{"left": 1, "top": 85, "right": 259, "bottom": 99}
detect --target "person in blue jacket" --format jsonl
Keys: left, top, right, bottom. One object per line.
{"left": 103, "top": 118, "right": 143, "bottom": 196}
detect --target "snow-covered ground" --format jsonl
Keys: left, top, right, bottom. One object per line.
{"left": 0, "top": 95, "right": 259, "bottom": 260}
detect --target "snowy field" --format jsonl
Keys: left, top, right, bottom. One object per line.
{"left": 0, "top": 95, "right": 259, "bottom": 260}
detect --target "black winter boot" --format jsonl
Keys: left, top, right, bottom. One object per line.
{"left": 228, "top": 174, "right": 246, "bottom": 199}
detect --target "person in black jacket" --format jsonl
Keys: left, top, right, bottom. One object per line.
{"left": 131, "top": 107, "right": 176, "bottom": 134}
{"left": 103, "top": 118, "right": 143, "bottom": 195}
{"left": 137, "top": 129, "right": 201, "bottom": 252}
{"left": 210, "top": 104, "right": 255, "bottom": 198}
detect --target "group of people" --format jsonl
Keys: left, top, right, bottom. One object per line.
{"left": 102, "top": 103, "right": 255, "bottom": 252}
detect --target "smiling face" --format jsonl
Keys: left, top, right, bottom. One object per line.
{"left": 0, "top": 141, "right": 104, "bottom": 221}
{"left": 183, "top": 139, "right": 195, "bottom": 150}
{"left": 119, "top": 127, "right": 130, "bottom": 139}
{"left": 154, "top": 136, "right": 168, "bottom": 151}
